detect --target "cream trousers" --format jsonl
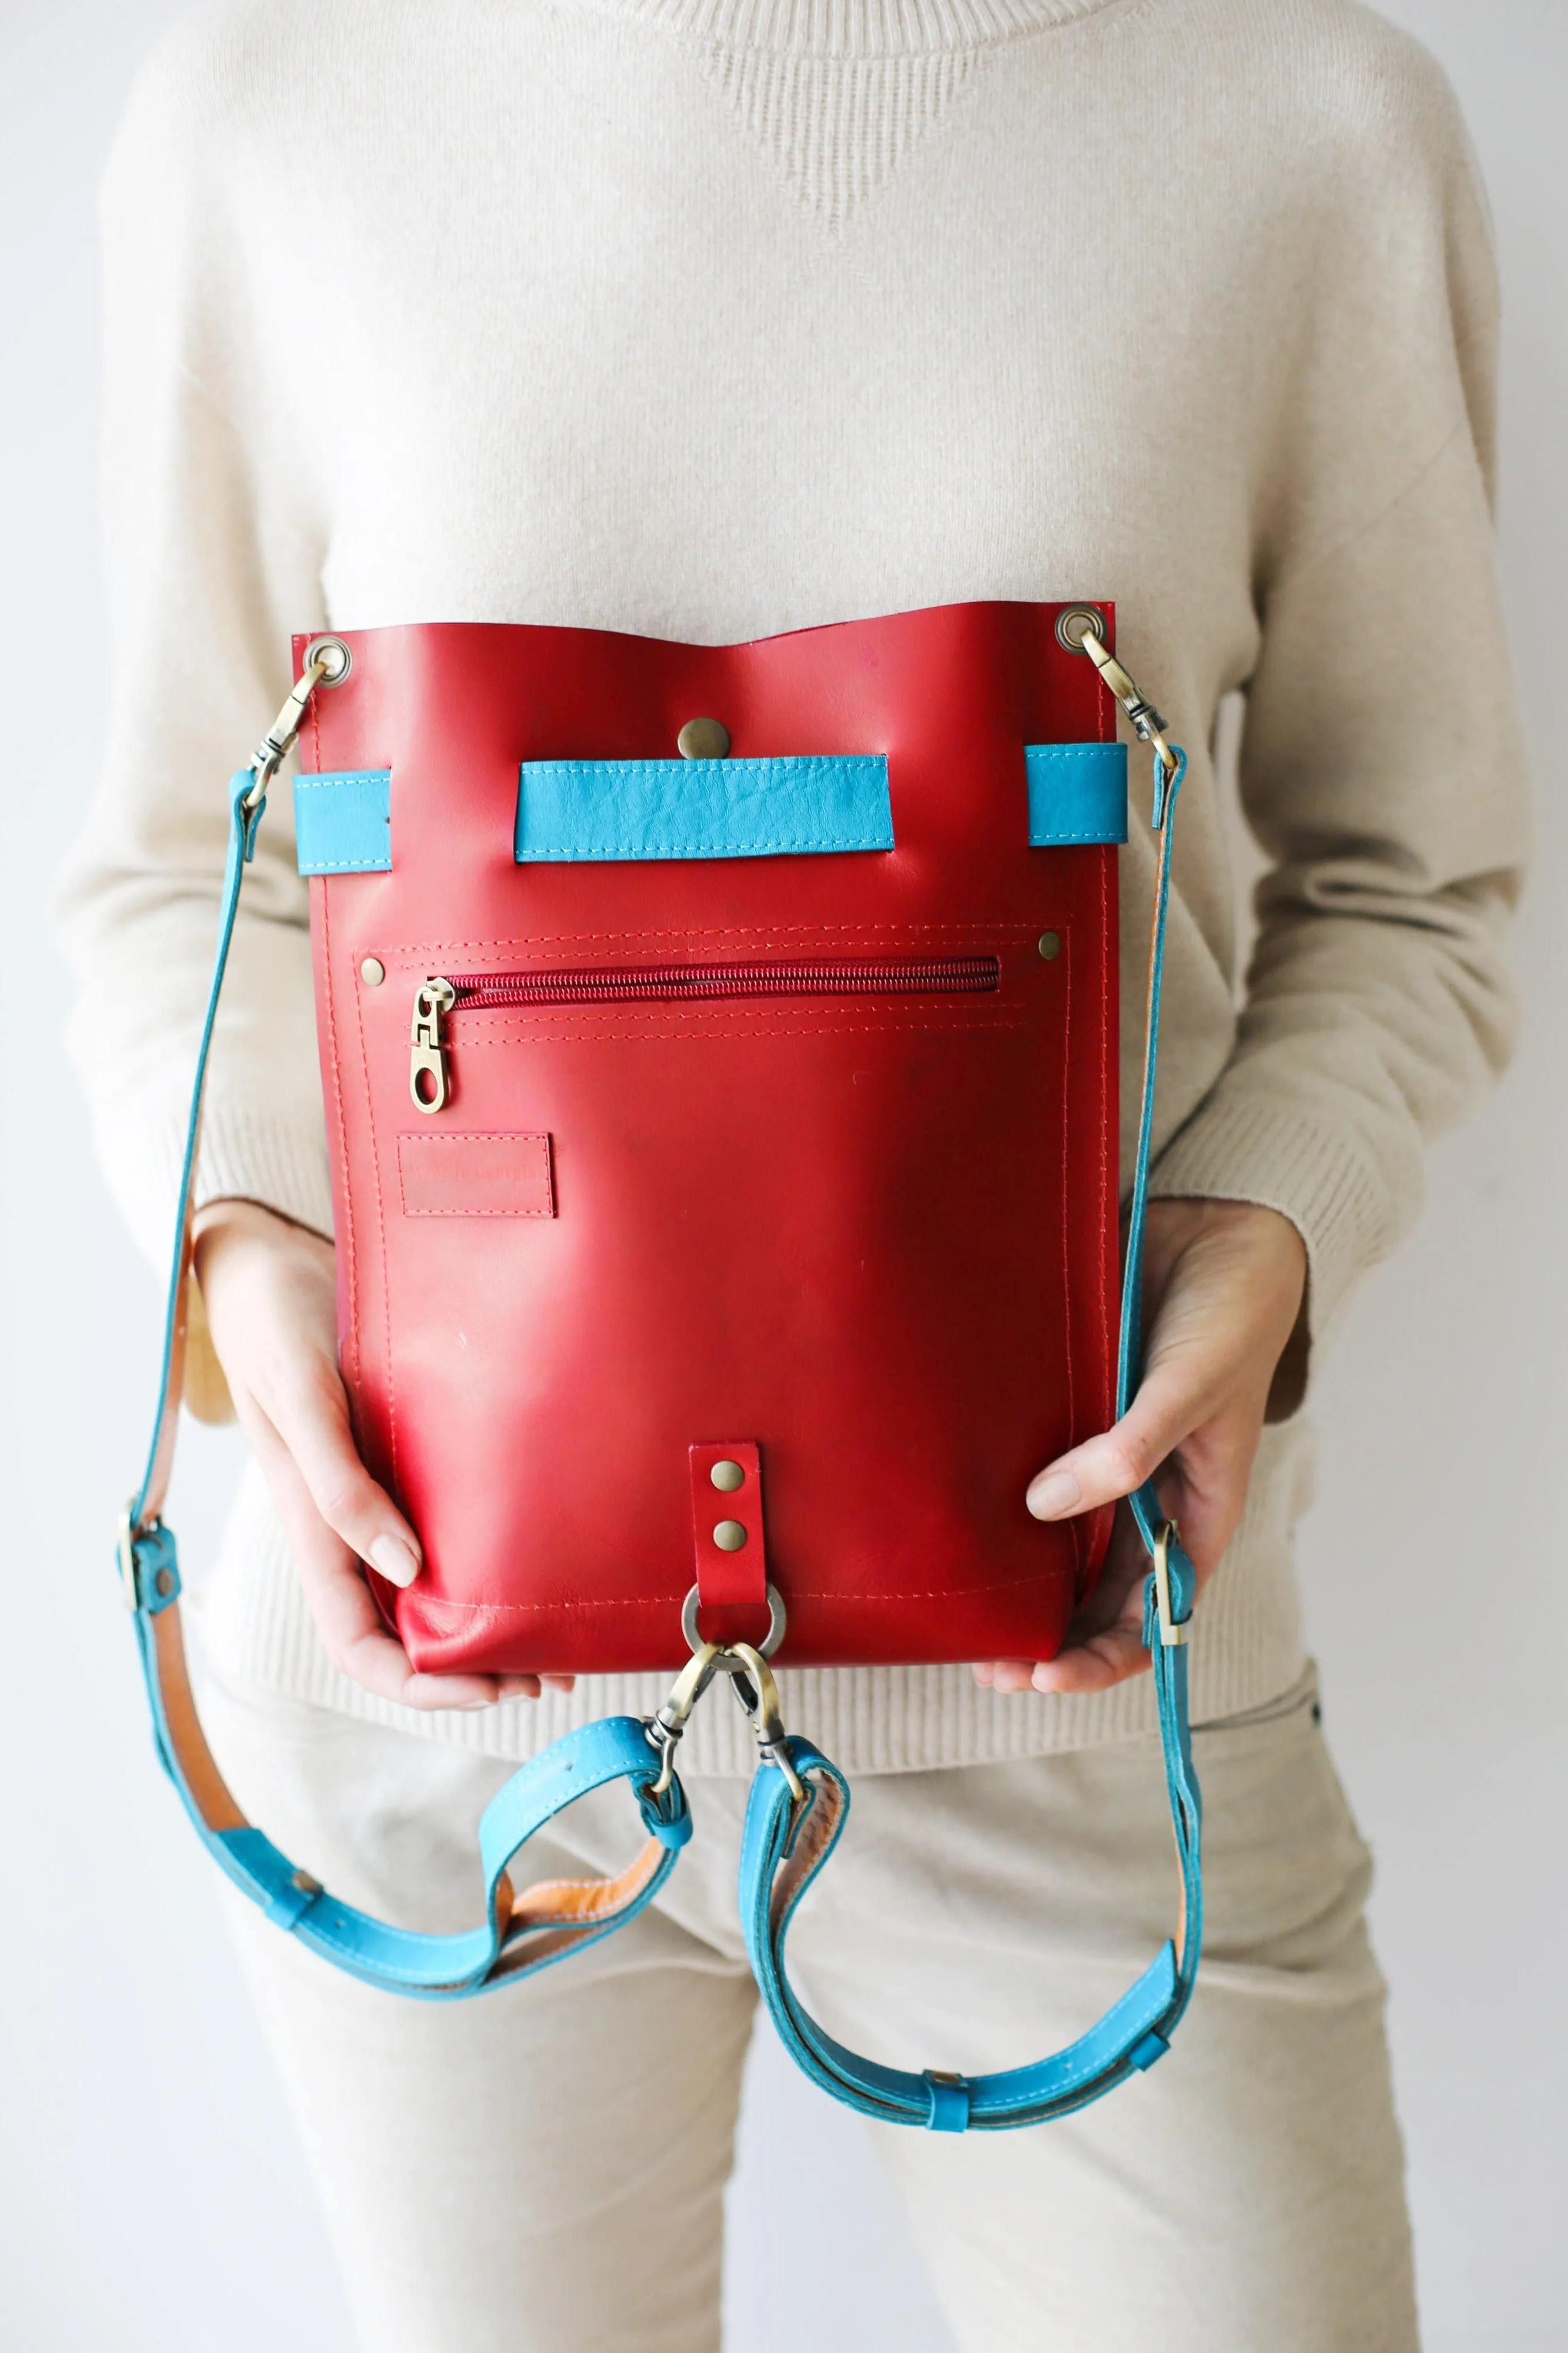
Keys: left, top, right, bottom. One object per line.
{"left": 198, "top": 1659, "right": 1419, "bottom": 2353}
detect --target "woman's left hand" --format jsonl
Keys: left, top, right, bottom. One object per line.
{"left": 973, "top": 1197, "right": 1309, "bottom": 1698}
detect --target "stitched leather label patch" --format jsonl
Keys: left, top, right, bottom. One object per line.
{"left": 397, "top": 1132, "right": 555, "bottom": 1217}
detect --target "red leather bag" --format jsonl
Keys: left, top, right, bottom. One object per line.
{"left": 295, "top": 600, "right": 1123, "bottom": 1676}
{"left": 118, "top": 596, "right": 1203, "bottom": 2100}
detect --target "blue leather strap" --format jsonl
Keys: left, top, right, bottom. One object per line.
{"left": 120, "top": 771, "right": 692, "bottom": 1999}
{"left": 733, "top": 746, "right": 1203, "bottom": 2128}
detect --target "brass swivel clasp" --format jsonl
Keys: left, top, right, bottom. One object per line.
{"left": 643, "top": 1641, "right": 724, "bottom": 1798}
{"left": 243, "top": 634, "right": 353, "bottom": 808}
{"left": 1079, "top": 631, "right": 1179, "bottom": 788}
{"left": 715, "top": 1642, "right": 807, "bottom": 1803}
{"left": 643, "top": 1625, "right": 806, "bottom": 1805}
{"left": 1055, "top": 606, "right": 1179, "bottom": 789}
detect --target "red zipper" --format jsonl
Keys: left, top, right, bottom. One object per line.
{"left": 448, "top": 954, "right": 1000, "bottom": 1007}
{"left": 408, "top": 955, "right": 1000, "bottom": 1111}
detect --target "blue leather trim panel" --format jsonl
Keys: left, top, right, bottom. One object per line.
{"left": 515, "top": 756, "right": 893, "bottom": 862}
{"left": 1025, "top": 742, "right": 1128, "bottom": 845}
{"left": 293, "top": 769, "right": 392, "bottom": 874}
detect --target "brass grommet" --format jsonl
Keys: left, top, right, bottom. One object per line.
{"left": 710, "top": 1459, "right": 745, "bottom": 1492}
{"left": 1037, "top": 931, "right": 1062, "bottom": 961}
{"left": 712, "top": 1519, "right": 748, "bottom": 1552}
{"left": 1055, "top": 606, "right": 1107, "bottom": 655}
{"left": 678, "top": 717, "right": 731, "bottom": 760}
{"left": 360, "top": 956, "right": 386, "bottom": 986}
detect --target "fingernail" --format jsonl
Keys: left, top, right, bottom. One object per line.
{"left": 1027, "top": 1469, "right": 1081, "bottom": 1519}
{"left": 369, "top": 1534, "right": 421, "bottom": 1588}
{"left": 459, "top": 1697, "right": 493, "bottom": 1711}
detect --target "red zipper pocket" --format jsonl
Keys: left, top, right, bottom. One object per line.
{"left": 409, "top": 955, "right": 1001, "bottom": 1110}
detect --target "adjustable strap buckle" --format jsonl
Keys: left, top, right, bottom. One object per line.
{"left": 1152, "top": 1520, "right": 1190, "bottom": 1648}
{"left": 119, "top": 1505, "right": 183, "bottom": 1616}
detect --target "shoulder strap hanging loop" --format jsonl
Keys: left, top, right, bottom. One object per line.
{"left": 118, "top": 625, "right": 1200, "bottom": 2064}
{"left": 733, "top": 684, "right": 1204, "bottom": 2128}
{"left": 119, "top": 653, "right": 694, "bottom": 2000}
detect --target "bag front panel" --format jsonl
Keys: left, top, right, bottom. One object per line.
{"left": 301, "top": 604, "right": 1120, "bottom": 1673}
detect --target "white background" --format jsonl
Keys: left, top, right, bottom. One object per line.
{"left": 2, "top": 3, "right": 1564, "bottom": 2347}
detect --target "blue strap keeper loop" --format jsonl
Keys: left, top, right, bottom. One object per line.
{"left": 923, "top": 2073, "right": 973, "bottom": 2132}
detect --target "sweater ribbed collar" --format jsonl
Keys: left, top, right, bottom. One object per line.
{"left": 578, "top": 0, "right": 1128, "bottom": 57}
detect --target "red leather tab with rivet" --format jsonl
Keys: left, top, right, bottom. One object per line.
{"left": 689, "top": 1442, "right": 769, "bottom": 1650}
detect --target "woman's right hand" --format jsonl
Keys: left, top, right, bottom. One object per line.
{"left": 192, "top": 1197, "right": 571, "bottom": 1709}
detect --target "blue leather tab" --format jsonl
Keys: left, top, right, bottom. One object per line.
{"left": 1025, "top": 742, "right": 1128, "bottom": 846}
{"left": 293, "top": 769, "right": 392, "bottom": 875}
{"left": 515, "top": 756, "right": 892, "bottom": 862}
{"left": 1128, "top": 2029, "right": 1170, "bottom": 2072}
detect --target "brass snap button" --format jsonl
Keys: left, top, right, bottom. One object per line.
{"left": 677, "top": 717, "right": 730, "bottom": 760}
{"left": 712, "top": 1519, "right": 748, "bottom": 1552}
{"left": 1037, "top": 932, "right": 1062, "bottom": 961}
{"left": 710, "top": 1459, "right": 745, "bottom": 1492}
{"left": 360, "top": 956, "right": 386, "bottom": 986}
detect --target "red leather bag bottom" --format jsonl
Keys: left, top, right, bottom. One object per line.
{"left": 301, "top": 603, "right": 1120, "bottom": 1673}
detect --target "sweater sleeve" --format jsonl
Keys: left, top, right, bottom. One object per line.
{"left": 57, "top": 29, "right": 333, "bottom": 1278}
{"left": 1147, "top": 54, "right": 1530, "bottom": 1349}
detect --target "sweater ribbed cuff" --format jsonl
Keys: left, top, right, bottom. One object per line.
{"left": 95, "top": 1098, "right": 335, "bottom": 1273}
{"left": 191, "top": 1104, "right": 335, "bottom": 1241}
{"left": 1147, "top": 1093, "right": 1419, "bottom": 1345}
{"left": 139, "top": 1102, "right": 335, "bottom": 1263}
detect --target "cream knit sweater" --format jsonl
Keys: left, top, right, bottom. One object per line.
{"left": 61, "top": 0, "right": 1527, "bottom": 1774}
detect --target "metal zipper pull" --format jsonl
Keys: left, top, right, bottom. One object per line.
{"left": 410, "top": 978, "right": 456, "bottom": 1112}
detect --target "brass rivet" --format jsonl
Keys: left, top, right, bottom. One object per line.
{"left": 360, "top": 956, "right": 386, "bottom": 986}
{"left": 712, "top": 1519, "right": 748, "bottom": 1552}
{"left": 154, "top": 1567, "right": 175, "bottom": 1599}
{"left": 710, "top": 1459, "right": 745, "bottom": 1492}
{"left": 1037, "top": 932, "right": 1062, "bottom": 961}
{"left": 677, "top": 716, "right": 730, "bottom": 761}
